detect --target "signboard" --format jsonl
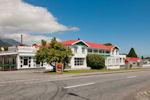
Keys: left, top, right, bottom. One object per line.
{"left": 56, "top": 63, "right": 63, "bottom": 74}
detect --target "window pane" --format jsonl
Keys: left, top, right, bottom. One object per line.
{"left": 88, "top": 49, "right": 92, "bottom": 53}
{"left": 74, "top": 58, "right": 84, "bottom": 66}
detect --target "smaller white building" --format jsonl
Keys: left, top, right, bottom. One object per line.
{"left": 0, "top": 46, "right": 43, "bottom": 70}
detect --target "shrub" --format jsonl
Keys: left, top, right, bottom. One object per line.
{"left": 86, "top": 54, "right": 105, "bottom": 69}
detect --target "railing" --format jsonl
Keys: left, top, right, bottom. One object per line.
{"left": 18, "top": 46, "right": 37, "bottom": 53}
{"left": 0, "top": 64, "right": 17, "bottom": 71}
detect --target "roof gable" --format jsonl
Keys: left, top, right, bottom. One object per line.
{"left": 62, "top": 40, "right": 115, "bottom": 50}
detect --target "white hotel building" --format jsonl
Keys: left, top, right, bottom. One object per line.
{"left": 0, "top": 39, "right": 126, "bottom": 70}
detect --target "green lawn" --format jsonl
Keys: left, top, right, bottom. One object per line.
{"left": 47, "top": 68, "right": 146, "bottom": 74}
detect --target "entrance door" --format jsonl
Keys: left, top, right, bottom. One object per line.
{"left": 23, "top": 57, "right": 29, "bottom": 68}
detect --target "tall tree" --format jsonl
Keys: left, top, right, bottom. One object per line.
{"left": 141, "top": 56, "right": 144, "bottom": 59}
{"left": 36, "top": 37, "right": 73, "bottom": 70}
{"left": 127, "top": 48, "right": 138, "bottom": 57}
{"left": 35, "top": 40, "right": 49, "bottom": 63}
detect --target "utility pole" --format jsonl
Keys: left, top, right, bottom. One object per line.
{"left": 21, "top": 34, "right": 23, "bottom": 45}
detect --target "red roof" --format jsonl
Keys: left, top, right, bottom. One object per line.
{"left": 62, "top": 40, "right": 78, "bottom": 46}
{"left": 32, "top": 43, "right": 50, "bottom": 48}
{"left": 126, "top": 57, "right": 141, "bottom": 61}
{"left": 62, "top": 40, "right": 115, "bottom": 50}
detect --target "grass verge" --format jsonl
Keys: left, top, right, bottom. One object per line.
{"left": 47, "top": 68, "right": 147, "bottom": 74}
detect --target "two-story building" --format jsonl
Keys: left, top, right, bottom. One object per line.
{"left": 62, "top": 39, "right": 126, "bottom": 69}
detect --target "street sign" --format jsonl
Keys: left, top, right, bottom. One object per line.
{"left": 56, "top": 63, "right": 63, "bottom": 74}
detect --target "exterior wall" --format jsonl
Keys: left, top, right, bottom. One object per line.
{"left": 16, "top": 46, "right": 36, "bottom": 69}
{"left": 105, "top": 55, "right": 126, "bottom": 69}
{"left": 70, "top": 45, "right": 88, "bottom": 69}
{"left": 126, "top": 60, "right": 142, "bottom": 68}
{"left": 105, "top": 47, "right": 126, "bottom": 69}
{"left": 86, "top": 47, "right": 126, "bottom": 69}
{"left": 0, "top": 46, "right": 44, "bottom": 70}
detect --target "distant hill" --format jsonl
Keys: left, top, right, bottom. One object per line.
{"left": 0, "top": 38, "right": 21, "bottom": 47}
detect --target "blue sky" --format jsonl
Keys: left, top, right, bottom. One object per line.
{"left": 24, "top": 0, "right": 150, "bottom": 57}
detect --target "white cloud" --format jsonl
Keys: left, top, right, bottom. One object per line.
{"left": 0, "top": 0, "right": 78, "bottom": 44}
{"left": 2, "top": 33, "right": 61, "bottom": 45}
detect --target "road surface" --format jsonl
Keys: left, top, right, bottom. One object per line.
{"left": 0, "top": 70, "right": 150, "bottom": 100}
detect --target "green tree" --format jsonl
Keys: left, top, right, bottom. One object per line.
{"left": 141, "top": 56, "right": 144, "bottom": 59}
{"left": 48, "top": 38, "right": 72, "bottom": 68}
{"left": 127, "top": 48, "right": 138, "bottom": 57}
{"left": 86, "top": 54, "right": 105, "bottom": 69}
{"left": 35, "top": 40, "right": 49, "bottom": 63}
{"left": 35, "top": 37, "right": 73, "bottom": 71}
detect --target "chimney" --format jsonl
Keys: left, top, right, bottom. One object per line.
{"left": 78, "top": 38, "right": 80, "bottom": 40}
{"left": 21, "top": 34, "right": 23, "bottom": 45}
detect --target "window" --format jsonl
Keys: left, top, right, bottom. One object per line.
{"left": 23, "top": 58, "right": 28, "bottom": 65}
{"left": 88, "top": 49, "right": 92, "bottom": 53}
{"left": 99, "top": 50, "right": 102, "bottom": 53}
{"left": 74, "top": 58, "right": 84, "bottom": 66}
{"left": 93, "top": 49, "right": 98, "bottom": 53}
{"left": 74, "top": 47, "right": 78, "bottom": 53}
{"left": 106, "top": 50, "right": 110, "bottom": 54}
{"left": 82, "top": 47, "right": 85, "bottom": 53}
{"left": 103, "top": 50, "right": 105, "bottom": 53}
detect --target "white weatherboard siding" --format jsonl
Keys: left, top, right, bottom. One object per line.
{"left": 17, "top": 46, "right": 37, "bottom": 69}
{"left": 105, "top": 47, "right": 126, "bottom": 69}
{"left": 0, "top": 46, "right": 44, "bottom": 70}
{"left": 70, "top": 45, "right": 88, "bottom": 69}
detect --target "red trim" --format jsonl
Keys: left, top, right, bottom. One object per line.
{"left": 62, "top": 40, "right": 115, "bottom": 50}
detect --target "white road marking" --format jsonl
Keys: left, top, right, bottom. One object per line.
{"left": 127, "top": 76, "right": 137, "bottom": 79}
{"left": 63, "top": 82, "right": 95, "bottom": 89}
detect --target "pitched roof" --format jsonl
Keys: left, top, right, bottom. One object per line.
{"left": 62, "top": 40, "right": 115, "bottom": 50}
{"left": 126, "top": 57, "right": 141, "bottom": 61}
{"left": 62, "top": 40, "right": 78, "bottom": 46}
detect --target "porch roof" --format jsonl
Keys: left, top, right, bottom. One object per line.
{"left": 0, "top": 52, "right": 17, "bottom": 56}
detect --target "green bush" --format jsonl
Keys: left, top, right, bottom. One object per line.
{"left": 86, "top": 54, "right": 105, "bottom": 69}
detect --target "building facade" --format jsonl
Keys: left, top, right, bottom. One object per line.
{"left": 0, "top": 46, "right": 43, "bottom": 70}
{"left": 0, "top": 39, "right": 126, "bottom": 70}
{"left": 62, "top": 40, "right": 126, "bottom": 69}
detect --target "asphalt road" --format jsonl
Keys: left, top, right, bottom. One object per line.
{"left": 0, "top": 70, "right": 150, "bottom": 100}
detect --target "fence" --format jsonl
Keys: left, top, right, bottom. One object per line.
{"left": 0, "top": 64, "right": 17, "bottom": 71}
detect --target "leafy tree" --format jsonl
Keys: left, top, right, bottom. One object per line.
{"left": 127, "top": 48, "right": 138, "bottom": 57}
{"left": 86, "top": 54, "right": 105, "bottom": 69}
{"left": 141, "top": 56, "right": 144, "bottom": 59}
{"left": 35, "top": 40, "right": 49, "bottom": 63}
{"left": 35, "top": 37, "right": 73, "bottom": 71}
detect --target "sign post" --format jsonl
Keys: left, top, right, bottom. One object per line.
{"left": 56, "top": 63, "right": 63, "bottom": 74}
